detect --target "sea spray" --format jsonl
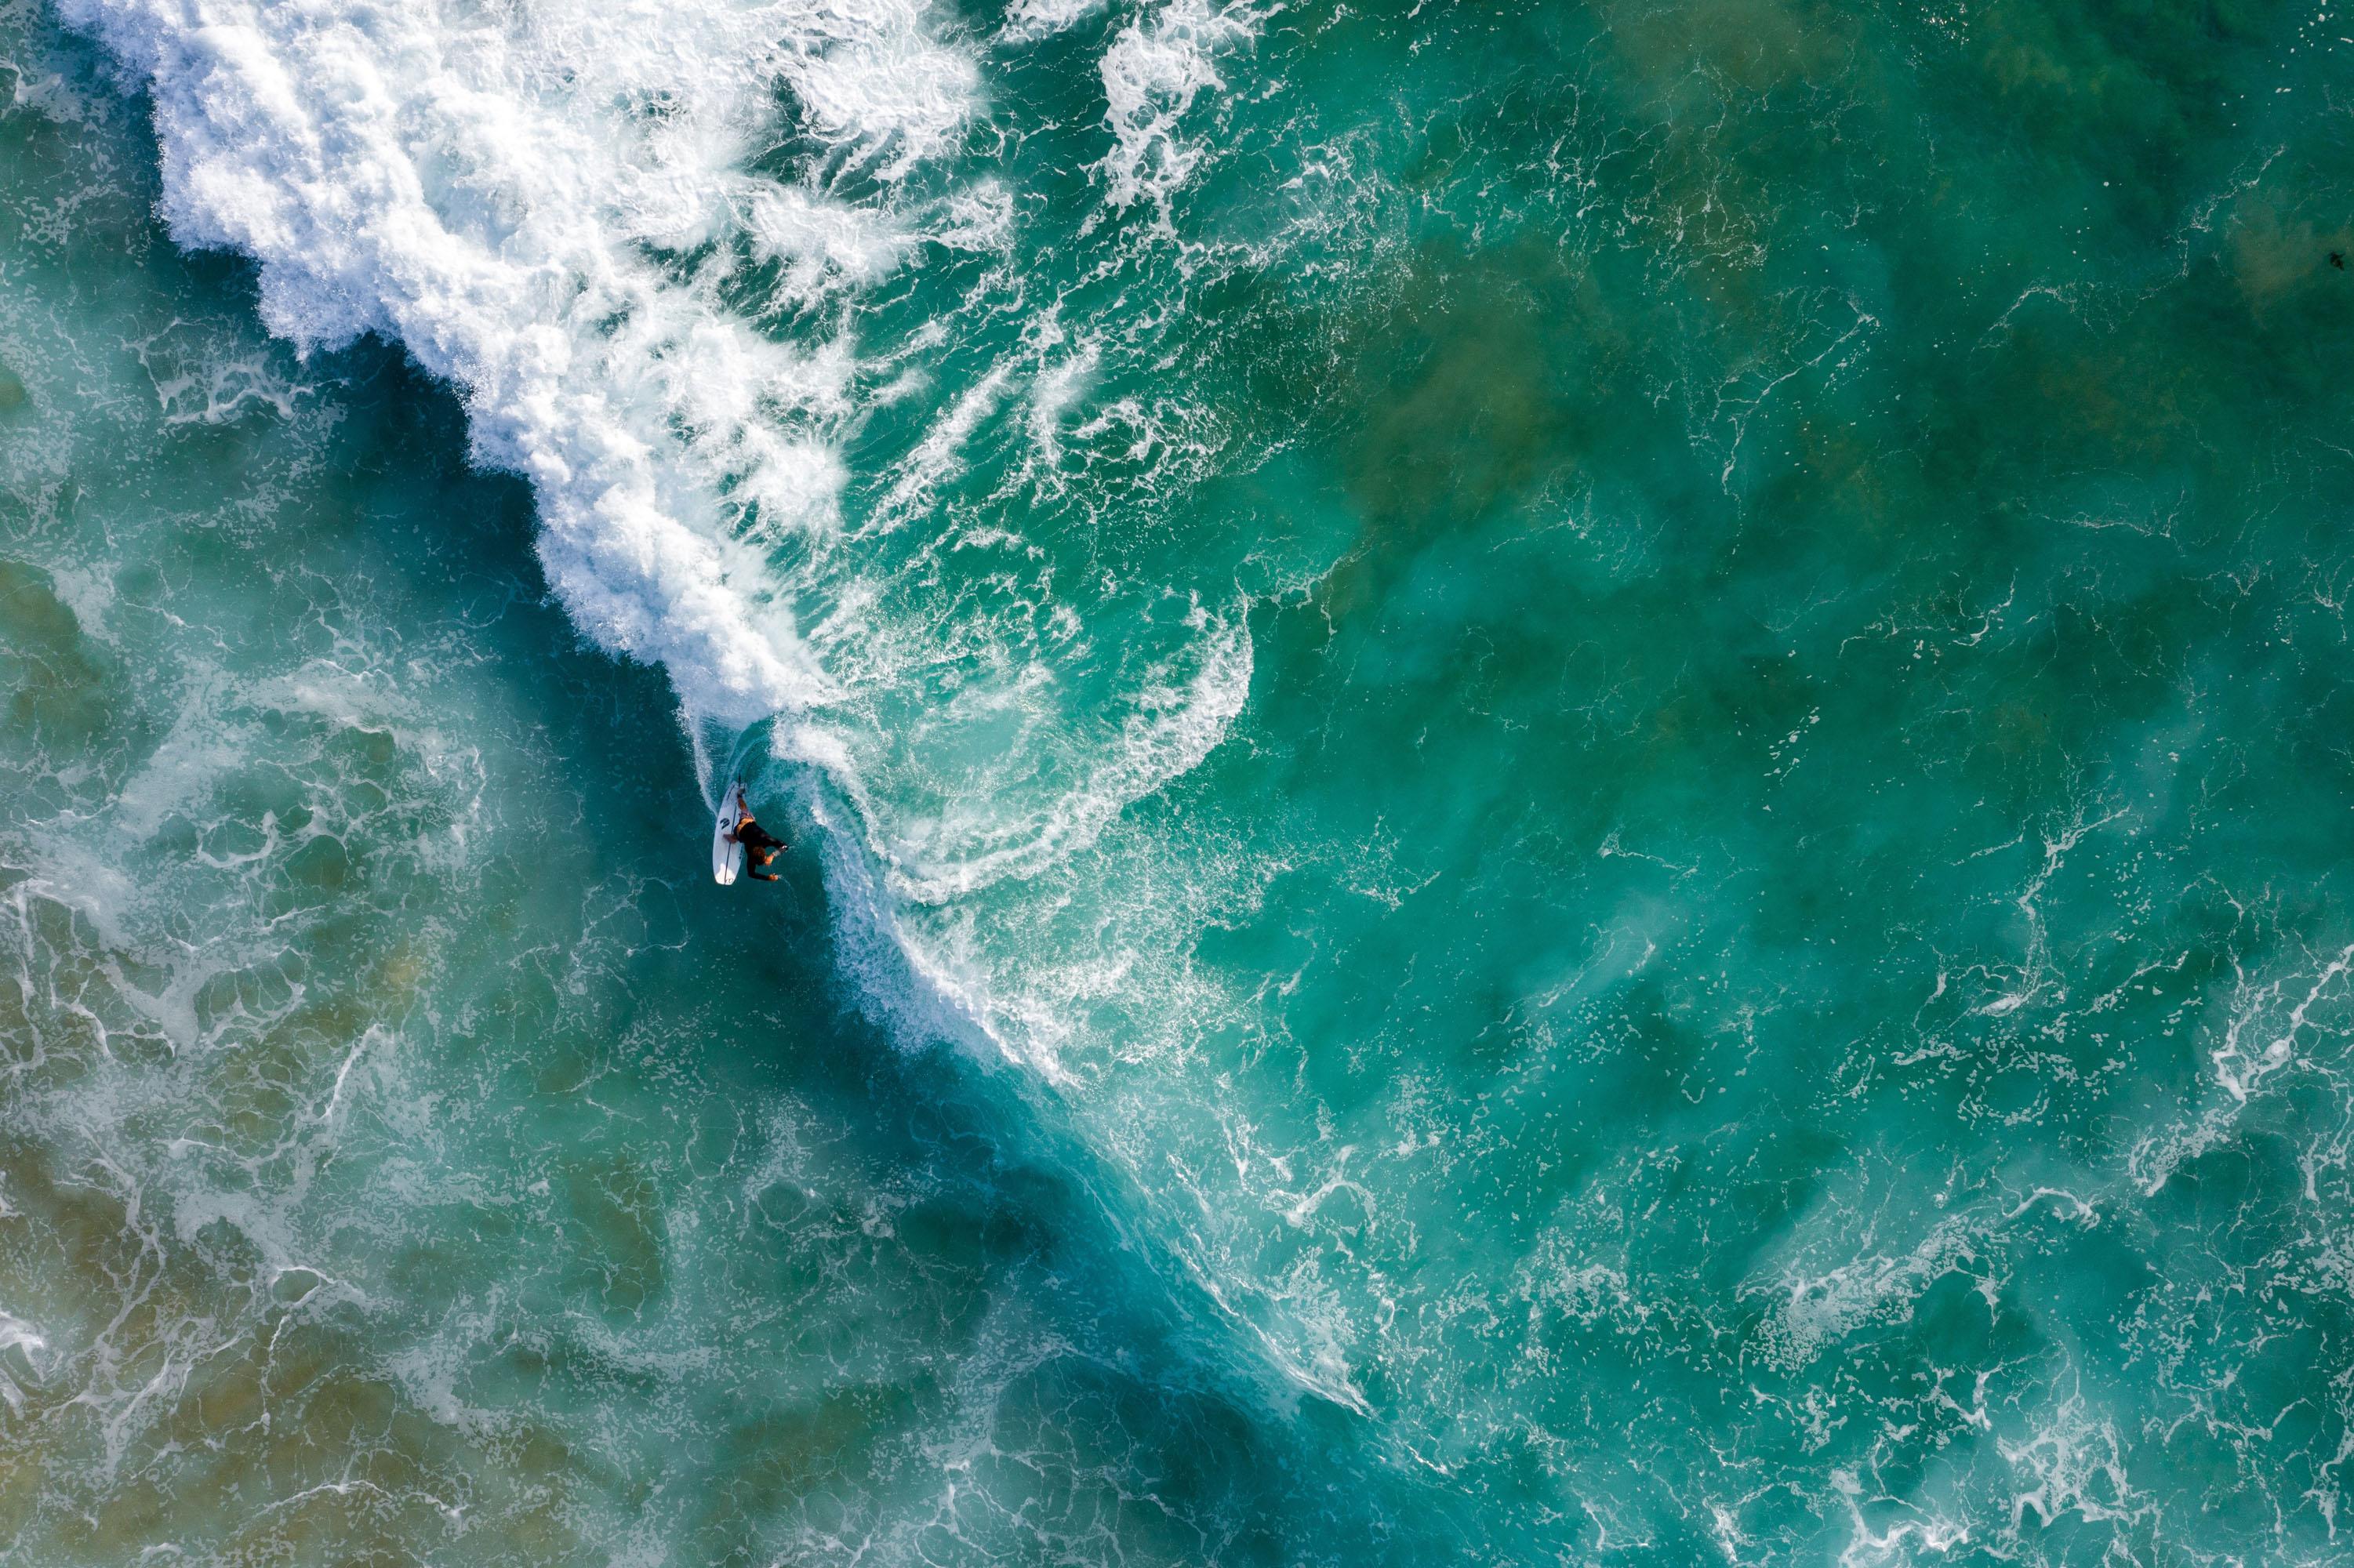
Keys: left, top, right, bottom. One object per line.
{"left": 54, "top": 0, "right": 967, "bottom": 720}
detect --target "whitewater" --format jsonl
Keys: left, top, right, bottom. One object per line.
{"left": 60, "top": 0, "right": 1270, "bottom": 1022}
{"left": 7, "top": 0, "right": 2354, "bottom": 1558}
{"left": 58, "top": 0, "right": 997, "bottom": 724}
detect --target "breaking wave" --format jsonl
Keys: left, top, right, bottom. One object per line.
{"left": 61, "top": 0, "right": 1266, "bottom": 1063}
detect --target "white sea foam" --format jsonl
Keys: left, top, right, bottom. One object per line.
{"left": 1756, "top": 1213, "right": 1985, "bottom": 1370}
{"left": 771, "top": 613, "right": 1254, "bottom": 1079}
{"left": 1026, "top": 333, "right": 1098, "bottom": 471}
{"left": 745, "top": 188, "right": 917, "bottom": 305}
{"left": 1095, "top": 0, "right": 1257, "bottom": 219}
{"left": 56, "top": 0, "right": 1286, "bottom": 1443}
{"left": 999, "top": 0, "right": 1109, "bottom": 44}
{"left": 1751, "top": 1185, "right": 2100, "bottom": 1370}
{"left": 60, "top": 0, "right": 985, "bottom": 726}
{"left": 888, "top": 602, "right": 1254, "bottom": 904}
{"left": 63, "top": 0, "right": 1252, "bottom": 887}
{"left": 867, "top": 359, "right": 1014, "bottom": 533}
{"left": 2129, "top": 942, "right": 2354, "bottom": 1195}
{"left": 1997, "top": 1390, "right": 2150, "bottom": 1544}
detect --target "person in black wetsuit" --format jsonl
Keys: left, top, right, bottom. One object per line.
{"left": 732, "top": 805, "right": 788, "bottom": 882}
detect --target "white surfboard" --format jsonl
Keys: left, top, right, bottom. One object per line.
{"left": 712, "top": 782, "right": 747, "bottom": 885}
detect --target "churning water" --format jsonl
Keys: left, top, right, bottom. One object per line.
{"left": 4, "top": 0, "right": 2354, "bottom": 1559}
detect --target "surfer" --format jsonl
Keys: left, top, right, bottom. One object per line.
{"left": 731, "top": 808, "right": 788, "bottom": 882}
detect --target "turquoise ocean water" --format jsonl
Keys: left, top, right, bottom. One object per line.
{"left": 4, "top": 0, "right": 2353, "bottom": 1559}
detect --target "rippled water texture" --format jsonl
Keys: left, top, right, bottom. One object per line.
{"left": 5, "top": 0, "right": 2354, "bottom": 1559}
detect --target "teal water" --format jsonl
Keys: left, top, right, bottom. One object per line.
{"left": 4, "top": 0, "right": 2354, "bottom": 1559}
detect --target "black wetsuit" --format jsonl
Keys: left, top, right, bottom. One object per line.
{"left": 736, "top": 816, "right": 786, "bottom": 853}
{"left": 735, "top": 814, "right": 786, "bottom": 880}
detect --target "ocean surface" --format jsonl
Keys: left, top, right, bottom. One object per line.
{"left": 2, "top": 0, "right": 2352, "bottom": 1559}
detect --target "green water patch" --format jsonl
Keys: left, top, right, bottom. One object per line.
{"left": 0, "top": 557, "right": 111, "bottom": 760}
